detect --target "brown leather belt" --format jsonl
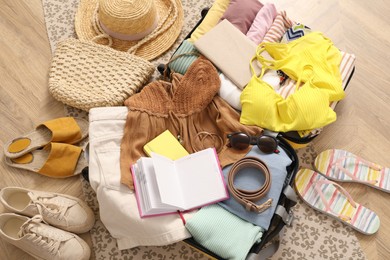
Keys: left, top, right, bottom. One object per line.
{"left": 228, "top": 157, "right": 273, "bottom": 213}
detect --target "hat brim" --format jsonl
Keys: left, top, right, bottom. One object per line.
{"left": 75, "top": 0, "right": 183, "bottom": 61}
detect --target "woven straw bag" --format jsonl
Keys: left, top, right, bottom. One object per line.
{"left": 48, "top": 38, "right": 154, "bottom": 111}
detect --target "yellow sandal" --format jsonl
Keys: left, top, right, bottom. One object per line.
{"left": 5, "top": 143, "right": 87, "bottom": 178}
{"left": 4, "top": 117, "right": 88, "bottom": 159}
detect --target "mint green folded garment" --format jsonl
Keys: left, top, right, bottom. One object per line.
{"left": 168, "top": 40, "right": 200, "bottom": 75}
{"left": 185, "top": 204, "right": 263, "bottom": 260}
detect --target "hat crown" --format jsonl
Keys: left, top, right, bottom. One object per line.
{"left": 75, "top": 0, "right": 183, "bottom": 61}
{"left": 99, "top": 0, "right": 158, "bottom": 38}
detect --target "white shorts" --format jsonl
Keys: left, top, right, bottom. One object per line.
{"left": 88, "top": 106, "right": 193, "bottom": 250}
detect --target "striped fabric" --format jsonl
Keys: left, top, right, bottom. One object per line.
{"left": 262, "top": 11, "right": 293, "bottom": 43}
{"left": 314, "top": 149, "right": 390, "bottom": 193}
{"left": 168, "top": 40, "right": 200, "bottom": 75}
{"left": 295, "top": 169, "right": 380, "bottom": 235}
{"left": 280, "top": 23, "right": 312, "bottom": 43}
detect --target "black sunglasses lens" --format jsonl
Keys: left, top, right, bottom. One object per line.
{"left": 257, "top": 136, "right": 277, "bottom": 153}
{"left": 230, "top": 133, "right": 250, "bottom": 150}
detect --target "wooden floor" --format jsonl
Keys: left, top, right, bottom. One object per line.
{"left": 0, "top": 0, "right": 389, "bottom": 259}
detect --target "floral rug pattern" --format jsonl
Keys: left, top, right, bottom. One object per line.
{"left": 41, "top": 0, "right": 366, "bottom": 259}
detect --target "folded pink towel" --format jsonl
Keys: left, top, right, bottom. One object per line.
{"left": 246, "top": 3, "right": 277, "bottom": 44}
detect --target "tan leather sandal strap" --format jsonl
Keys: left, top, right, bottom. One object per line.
{"left": 39, "top": 117, "right": 82, "bottom": 144}
{"left": 228, "top": 157, "right": 273, "bottom": 213}
{"left": 38, "top": 143, "right": 82, "bottom": 177}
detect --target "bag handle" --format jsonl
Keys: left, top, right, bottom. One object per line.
{"left": 246, "top": 234, "right": 281, "bottom": 260}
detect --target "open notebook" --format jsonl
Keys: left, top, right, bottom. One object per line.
{"left": 131, "top": 148, "right": 229, "bottom": 217}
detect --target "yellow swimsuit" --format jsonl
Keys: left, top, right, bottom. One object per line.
{"left": 240, "top": 32, "right": 344, "bottom": 132}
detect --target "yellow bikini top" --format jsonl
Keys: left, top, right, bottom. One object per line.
{"left": 240, "top": 32, "right": 344, "bottom": 132}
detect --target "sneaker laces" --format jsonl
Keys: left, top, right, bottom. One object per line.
{"left": 17, "top": 215, "right": 61, "bottom": 255}
{"left": 30, "top": 194, "right": 69, "bottom": 220}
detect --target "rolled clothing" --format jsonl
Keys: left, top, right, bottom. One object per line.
{"left": 168, "top": 39, "right": 199, "bottom": 75}
{"left": 246, "top": 3, "right": 277, "bottom": 44}
{"left": 262, "top": 11, "right": 293, "bottom": 43}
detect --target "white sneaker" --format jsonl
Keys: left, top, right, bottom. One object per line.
{"left": 0, "top": 213, "right": 91, "bottom": 260}
{"left": 0, "top": 187, "right": 95, "bottom": 233}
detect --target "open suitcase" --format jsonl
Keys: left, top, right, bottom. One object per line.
{"left": 158, "top": 7, "right": 356, "bottom": 150}
{"left": 157, "top": 5, "right": 356, "bottom": 259}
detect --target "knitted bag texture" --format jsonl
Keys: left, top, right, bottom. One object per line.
{"left": 48, "top": 39, "right": 154, "bottom": 111}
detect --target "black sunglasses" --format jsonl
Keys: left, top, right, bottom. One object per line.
{"left": 227, "top": 132, "right": 279, "bottom": 154}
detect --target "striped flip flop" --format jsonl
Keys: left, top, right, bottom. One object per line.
{"left": 314, "top": 149, "right": 390, "bottom": 193}
{"left": 294, "top": 168, "right": 380, "bottom": 235}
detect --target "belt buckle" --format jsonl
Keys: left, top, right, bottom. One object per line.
{"left": 255, "top": 198, "right": 273, "bottom": 213}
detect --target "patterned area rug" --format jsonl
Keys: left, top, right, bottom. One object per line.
{"left": 41, "top": 0, "right": 366, "bottom": 259}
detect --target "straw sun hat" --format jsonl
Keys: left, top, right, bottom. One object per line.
{"left": 75, "top": 0, "right": 184, "bottom": 61}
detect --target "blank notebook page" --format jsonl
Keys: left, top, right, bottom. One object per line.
{"left": 175, "top": 149, "right": 227, "bottom": 209}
